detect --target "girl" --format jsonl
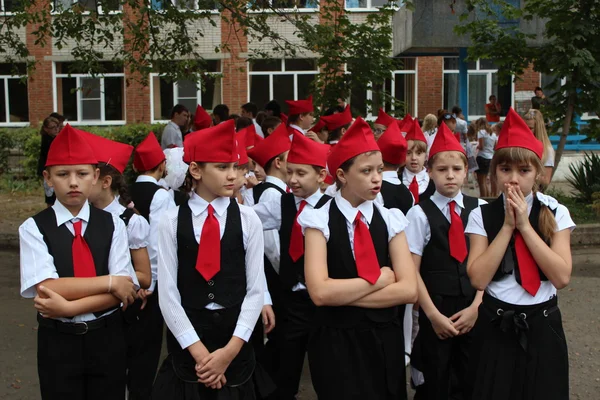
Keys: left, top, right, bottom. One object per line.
{"left": 465, "top": 108, "right": 574, "bottom": 400}
{"left": 37, "top": 116, "right": 61, "bottom": 206}
{"left": 474, "top": 117, "right": 497, "bottom": 198}
{"left": 298, "top": 117, "right": 418, "bottom": 400}
{"left": 523, "top": 108, "right": 554, "bottom": 188}
{"left": 320, "top": 105, "right": 352, "bottom": 145}
{"left": 152, "top": 119, "right": 265, "bottom": 399}
{"left": 403, "top": 118, "right": 435, "bottom": 204}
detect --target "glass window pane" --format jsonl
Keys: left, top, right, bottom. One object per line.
{"left": 7, "top": 79, "right": 29, "bottom": 122}
{"left": 201, "top": 76, "right": 221, "bottom": 110}
{"left": 78, "top": 0, "right": 96, "bottom": 11}
{"left": 250, "top": 60, "right": 281, "bottom": 72}
{"left": 273, "top": 0, "right": 295, "bottom": 7}
{"left": 350, "top": 87, "right": 367, "bottom": 117}
{"left": 54, "top": 0, "right": 72, "bottom": 10}
{"left": 197, "top": 0, "right": 218, "bottom": 9}
{"left": 297, "top": 0, "right": 318, "bottom": 8}
{"left": 104, "top": 77, "right": 123, "bottom": 121}
{"left": 346, "top": 0, "right": 366, "bottom": 7}
{"left": 3, "top": 0, "right": 24, "bottom": 12}
{"left": 444, "top": 57, "right": 459, "bottom": 70}
{"left": 179, "top": 99, "right": 197, "bottom": 115}
{"left": 0, "top": 81, "right": 6, "bottom": 122}
{"left": 0, "top": 63, "right": 25, "bottom": 75}
{"left": 443, "top": 73, "right": 459, "bottom": 111}
{"left": 394, "top": 73, "right": 416, "bottom": 116}
{"left": 480, "top": 59, "right": 498, "bottom": 70}
{"left": 394, "top": 57, "right": 416, "bottom": 71}
{"left": 159, "top": 78, "right": 174, "bottom": 120}
{"left": 284, "top": 59, "right": 317, "bottom": 72}
{"left": 177, "top": 79, "right": 198, "bottom": 99}
{"left": 60, "top": 78, "right": 78, "bottom": 121}
{"left": 468, "top": 74, "right": 487, "bottom": 116}
{"left": 273, "top": 75, "right": 294, "bottom": 113}
{"left": 494, "top": 73, "right": 512, "bottom": 117}
{"left": 82, "top": 99, "right": 101, "bottom": 120}
{"left": 81, "top": 78, "right": 101, "bottom": 99}
{"left": 297, "top": 74, "right": 315, "bottom": 100}
{"left": 371, "top": 0, "right": 387, "bottom": 7}
{"left": 249, "top": 75, "right": 270, "bottom": 112}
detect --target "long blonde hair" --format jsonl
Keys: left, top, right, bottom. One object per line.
{"left": 422, "top": 114, "right": 437, "bottom": 133}
{"left": 523, "top": 109, "right": 551, "bottom": 165}
{"left": 490, "top": 147, "right": 557, "bottom": 242}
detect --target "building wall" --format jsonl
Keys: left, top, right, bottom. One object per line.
{"left": 417, "top": 56, "right": 443, "bottom": 117}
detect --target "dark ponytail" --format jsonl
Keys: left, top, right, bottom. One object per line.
{"left": 98, "top": 163, "right": 133, "bottom": 208}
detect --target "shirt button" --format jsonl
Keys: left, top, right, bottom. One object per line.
{"left": 208, "top": 293, "right": 215, "bottom": 300}
{"left": 208, "top": 280, "right": 214, "bottom": 286}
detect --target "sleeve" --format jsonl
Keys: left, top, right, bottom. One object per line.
{"left": 544, "top": 145, "right": 555, "bottom": 167}
{"left": 460, "top": 120, "right": 468, "bottom": 134}
{"left": 298, "top": 207, "right": 330, "bottom": 242}
{"left": 157, "top": 211, "right": 200, "bottom": 349}
{"left": 148, "top": 189, "right": 177, "bottom": 291}
{"left": 465, "top": 206, "right": 487, "bottom": 237}
{"left": 378, "top": 204, "right": 410, "bottom": 242}
{"left": 126, "top": 214, "right": 150, "bottom": 250}
{"left": 252, "top": 197, "right": 282, "bottom": 231}
{"left": 108, "top": 216, "right": 140, "bottom": 288}
{"left": 477, "top": 130, "right": 485, "bottom": 139}
{"left": 235, "top": 207, "right": 266, "bottom": 342}
{"left": 19, "top": 218, "right": 60, "bottom": 298}
{"left": 404, "top": 206, "right": 430, "bottom": 256}
{"left": 554, "top": 204, "right": 576, "bottom": 232}
{"left": 375, "top": 192, "right": 384, "bottom": 205}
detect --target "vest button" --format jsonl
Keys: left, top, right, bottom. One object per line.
{"left": 208, "top": 293, "right": 215, "bottom": 300}
{"left": 208, "top": 280, "right": 214, "bottom": 286}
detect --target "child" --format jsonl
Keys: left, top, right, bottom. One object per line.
{"left": 466, "top": 108, "right": 574, "bottom": 400}
{"left": 298, "top": 117, "right": 418, "bottom": 400}
{"left": 20, "top": 125, "right": 139, "bottom": 400}
{"left": 474, "top": 117, "right": 497, "bottom": 198}
{"left": 320, "top": 104, "right": 352, "bottom": 145}
{"left": 523, "top": 108, "right": 554, "bottom": 188}
{"left": 261, "top": 116, "right": 282, "bottom": 138}
{"left": 405, "top": 122, "right": 485, "bottom": 400}
{"left": 403, "top": 118, "right": 435, "bottom": 203}
{"left": 37, "top": 116, "right": 61, "bottom": 206}
{"left": 252, "top": 130, "right": 331, "bottom": 399}
{"left": 311, "top": 118, "right": 328, "bottom": 143}
{"left": 286, "top": 96, "right": 318, "bottom": 142}
{"left": 129, "top": 132, "right": 176, "bottom": 397}
{"left": 193, "top": 104, "right": 213, "bottom": 131}
{"left": 372, "top": 108, "right": 396, "bottom": 140}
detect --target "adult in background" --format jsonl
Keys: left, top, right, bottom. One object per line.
{"left": 37, "top": 116, "right": 61, "bottom": 206}
{"left": 452, "top": 105, "right": 469, "bottom": 146}
{"left": 474, "top": 117, "right": 497, "bottom": 198}
{"left": 523, "top": 109, "right": 554, "bottom": 189}
{"left": 241, "top": 102, "right": 265, "bottom": 137}
{"left": 160, "top": 104, "right": 189, "bottom": 149}
{"left": 531, "top": 86, "right": 550, "bottom": 110}
{"left": 485, "top": 95, "right": 501, "bottom": 123}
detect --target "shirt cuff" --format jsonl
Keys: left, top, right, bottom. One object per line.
{"left": 177, "top": 329, "right": 201, "bottom": 350}
{"left": 264, "top": 290, "right": 273, "bottom": 306}
{"left": 148, "top": 279, "right": 157, "bottom": 292}
{"left": 233, "top": 325, "right": 253, "bottom": 343}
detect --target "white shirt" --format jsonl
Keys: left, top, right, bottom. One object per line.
{"left": 465, "top": 192, "right": 575, "bottom": 305}
{"left": 382, "top": 171, "right": 415, "bottom": 207}
{"left": 289, "top": 124, "right": 305, "bottom": 135}
{"left": 253, "top": 119, "right": 264, "bottom": 138}
{"left": 455, "top": 117, "right": 468, "bottom": 135}
{"left": 19, "top": 201, "right": 139, "bottom": 322}
{"left": 258, "top": 176, "right": 288, "bottom": 273}
{"left": 426, "top": 130, "right": 437, "bottom": 154}
{"left": 135, "top": 175, "right": 176, "bottom": 291}
{"left": 405, "top": 191, "right": 487, "bottom": 256}
{"left": 157, "top": 193, "right": 265, "bottom": 349}
{"left": 297, "top": 190, "right": 409, "bottom": 254}
{"left": 402, "top": 168, "right": 430, "bottom": 195}
{"left": 241, "top": 185, "right": 255, "bottom": 207}
{"left": 544, "top": 145, "right": 556, "bottom": 168}
{"left": 254, "top": 189, "right": 328, "bottom": 291}
{"left": 104, "top": 198, "right": 150, "bottom": 250}
{"left": 160, "top": 121, "right": 183, "bottom": 149}
{"left": 477, "top": 130, "right": 497, "bottom": 159}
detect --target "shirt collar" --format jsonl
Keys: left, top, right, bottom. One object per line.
{"left": 265, "top": 175, "right": 288, "bottom": 191}
{"left": 295, "top": 189, "right": 323, "bottom": 209}
{"left": 382, "top": 170, "right": 400, "bottom": 184}
{"left": 103, "top": 197, "right": 123, "bottom": 214}
{"left": 168, "top": 121, "right": 181, "bottom": 130}
{"left": 188, "top": 192, "right": 231, "bottom": 217}
{"left": 431, "top": 190, "right": 464, "bottom": 210}
{"left": 403, "top": 168, "right": 428, "bottom": 183}
{"left": 136, "top": 175, "right": 158, "bottom": 184}
{"left": 290, "top": 124, "right": 306, "bottom": 134}
{"left": 52, "top": 200, "right": 90, "bottom": 226}
{"left": 334, "top": 190, "right": 374, "bottom": 224}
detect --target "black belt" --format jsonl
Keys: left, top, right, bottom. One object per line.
{"left": 37, "top": 310, "right": 120, "bottom": 335}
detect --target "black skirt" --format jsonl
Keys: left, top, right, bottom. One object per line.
{"left": 469, "top": 293, "right": 569, "bottom": 400}
{"left": 307, "top": 318, "right": 407, "bottom": 400}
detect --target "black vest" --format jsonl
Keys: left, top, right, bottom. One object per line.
{"left": 119, "top": 207, "right": 135, "bottom": 227}
{"left": 419, "top": 196, "right": 478, "bottom": 298}
{"left": 32, "top": 206, "right": 115, "bottom": 318}
{"left": 279, "top": 193, "right": 331, "bottom": 290}
{"left": 316, "top": 200, "right": 398, "bottom": 328}
{"left": 481, "top": 195, "right": 555, "bottom": 283}
{"left": 176, "top": 199, "right": 247, "bottom": 310}
{"left": 381, "top": 180, "right": 414, "bottom": 215}
{"left": 420, "top": 179, "right": 436, "bottom": 203}
{"left": 129, "top": 181, "right": 162, "bottom": 222}
{"left": 253, "top": 181, "right": 286, "bottom": 204}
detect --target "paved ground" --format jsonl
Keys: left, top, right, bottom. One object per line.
{"left": 2, "top": 247, "right": 600, "bottom": 399}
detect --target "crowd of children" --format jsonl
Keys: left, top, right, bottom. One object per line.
{"left": 21, "top": 98, "right": 574, "bottom": 400}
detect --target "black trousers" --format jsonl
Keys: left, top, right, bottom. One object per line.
{"left": 124, "top": 290, "right": 164, "bottom": 400}
{"left": 37, "top": 311, "right": 127, "bottom": 400}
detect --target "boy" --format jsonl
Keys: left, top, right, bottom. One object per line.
{"left": 403, "top": 118, "right": 435, "bottom": 203}
{"left": 192, "top": 104, "right": 213, "bottom": 131}
{"left": 320, "top": 105, "right": 352, "bottom": 145}
{"left": 20, "top": 125, "right": 138, "bottom": 400}
{"left": 372, "top": 108, "right": 396, "bottom": 140}
{"left": 285, "top": 96, "right": 317, "bottom": 141}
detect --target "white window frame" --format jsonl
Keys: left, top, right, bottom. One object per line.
{"left": 50, "top": 0, "right": 122, "bottom": 14}
{"left": 167, "top": 0, "right": 220, "bottom": 12}
{"left": 0, "top": 0, "right": 20, "bottom": 14}
{"left": 344, "top": 0, "right": 400, "bottom": 12}
{"left": 52, "top": 62, "right": 126, "bottom": 125}
{"left": 0, "top": 73, "right": 29, "bottom": 127}
{"left": 443, "top": 58, "right": 515, "bottom": 122}
{"left": 247, "top": 0, "right": 320, "bottom": 13}
{"left": 247, "top": 59, "right": 319, "bottom": 102}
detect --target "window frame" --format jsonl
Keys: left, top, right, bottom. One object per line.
{"left": 52, "top": 62, "right": 126, "bottom": 126}
{"left": 50, "top": 0, "right": 123, "bottom": 14}
{"left": 247, "top": 59, "right": 320, "bottom": 104}
{"left": 246, "top": 0, "right": 320, "bottom": 13}
{"left": 0, "top": 73, "right": 29, "bottom": 127}
{"left": 344, "top": 0, "right": 400, "bottom": 12}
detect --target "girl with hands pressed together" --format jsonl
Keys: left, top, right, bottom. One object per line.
{"left": 465, "top": 108, "right": 574, "bottom": 400}
{"left": 298, "top": 117, "right": 417, "bottom": 400}
{"left": 152, "top": 120, "right": 265, "bottom": 399}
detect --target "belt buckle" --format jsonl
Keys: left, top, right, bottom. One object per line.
{"left": 74, "top": 321, "right": 89, "bottom": 335}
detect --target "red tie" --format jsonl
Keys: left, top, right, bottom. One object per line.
{"left": 72, "top": 220, "right": 96, "bottom": 277}
{"left": 286, "top": 186, "right": 291, "bottom": 193}
{"left": 409, "top": 176, "right": 419, "bottom": 204}
{"left": 289, "top": 200, "right": 307, "bottom": 262}
{"left": 514, "top": 231, "right": 541, "bottom": 296}
{"left": 353, "top": 212, "right": 381, "bottom": 284}
{"left": 196, "top": 205, "right": 221, "bottom": 281}
{"left": 448, "top": 201, "right": 468, "bottom": 263}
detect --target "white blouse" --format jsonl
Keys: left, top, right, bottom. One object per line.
{"left": 104, "top": 198, "right": 150, "bottom": 250}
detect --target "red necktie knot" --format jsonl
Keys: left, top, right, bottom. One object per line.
{"left": 409, "top": 176, "right": 419, "bottom": 204}
{"left": 448, "top": 200, "right": 468, "bottom": 263}
{"left": 71, "top": 219, "right": 96, "bottom": 277}
{"left": 196, "top": 204, "right": 221, "bottom": 281}
{"left": 289, "top": 200, "right": 308, "bottom": 262}
{"left": 353, "top": 211, "right": 381, "bottom": 285}
{"left": 73, "top": 220, "right": 83, "bottom": 236}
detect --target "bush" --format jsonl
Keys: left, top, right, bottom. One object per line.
{"left": 566, "top": 152, "right": 600, "bottom": 203}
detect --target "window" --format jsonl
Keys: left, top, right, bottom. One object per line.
{"left": 0, "top": 64, "right": 29, "bottom": 125}
{"left": 150, "top": 61, "right": 222, "bottom": 122}
{"left": 248, "top": 0, "right": 318, "bottom": 9}
{"left": 443, "top": 58, "right": 513, "bottom": 120}
{"left": 151, "top": 0, "right": 219, "bottom": 10}
{"left": 1, "top": 0, "right": 22, "bottom": 12}
{"left": 248, "top": 59, "right": 318, "bottom": 113}
{"left": 345, "top": 0, "right": 394, "bottom": 10}
{"left": 54, "top": 62, "right": 125, "bottom": 124}
{"left": 53, "top": 0, "right": 121, "bottom": 12}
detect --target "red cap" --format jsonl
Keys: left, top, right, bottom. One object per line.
{"left": 496, "top": 107, "right": 544, "bottom": 159}
{"left": 327, "top": 117, "right": 380, "bottom": 174}
{"left": 377, "top": 121, "right": 407, "bottom": 165}
{"left": 374, "top": 108, "right": 396, "bottom": 127}
{"left": 287, "top": 130, "right": 329, "bottom": 168}
{"left": 236, "top": 130, "right": 249, "bottom": 165}
{"left": 280, "top": 113, "right": 288, "bottom": 125}
{"left": 193, "top": 105, "right": 212, "bottom": 130}
{"left": 46, "top": 124, "right": 98, "bottom": 167}
{"left": 321, "top": 105, "right": 352, "bottom": 131}
{"left": 239, "top": 124, "right": 263, "bottom": 149}
{"left": 133, "top": 132, "right": 165, "bottom": 171}
{"left": 80, "top": 130, "right": 133, "bottom": 174}
{"left": 184, "top": 119, "right": 238, "bottom": 164}
{"left": 311, "top": 119, "right": 326, "bottom": 133}
{"left": 405, "top": 118, "right": 427, "bottom": 143}
{"left": 247, "top": 122, "right": 291, "bottom": 168}
{"left": 429, "top": 121, "right": 466, "bottom": 158}
{"left": 285, "top": 95, "right": 314, "bottom": 115}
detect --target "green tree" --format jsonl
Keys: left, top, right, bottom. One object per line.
{"left": 454, "top": 0, "right": 600, "bottom": 168}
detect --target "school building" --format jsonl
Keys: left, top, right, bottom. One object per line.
{"left": 0, "top": 0, "right": 569, "bottom": 128}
